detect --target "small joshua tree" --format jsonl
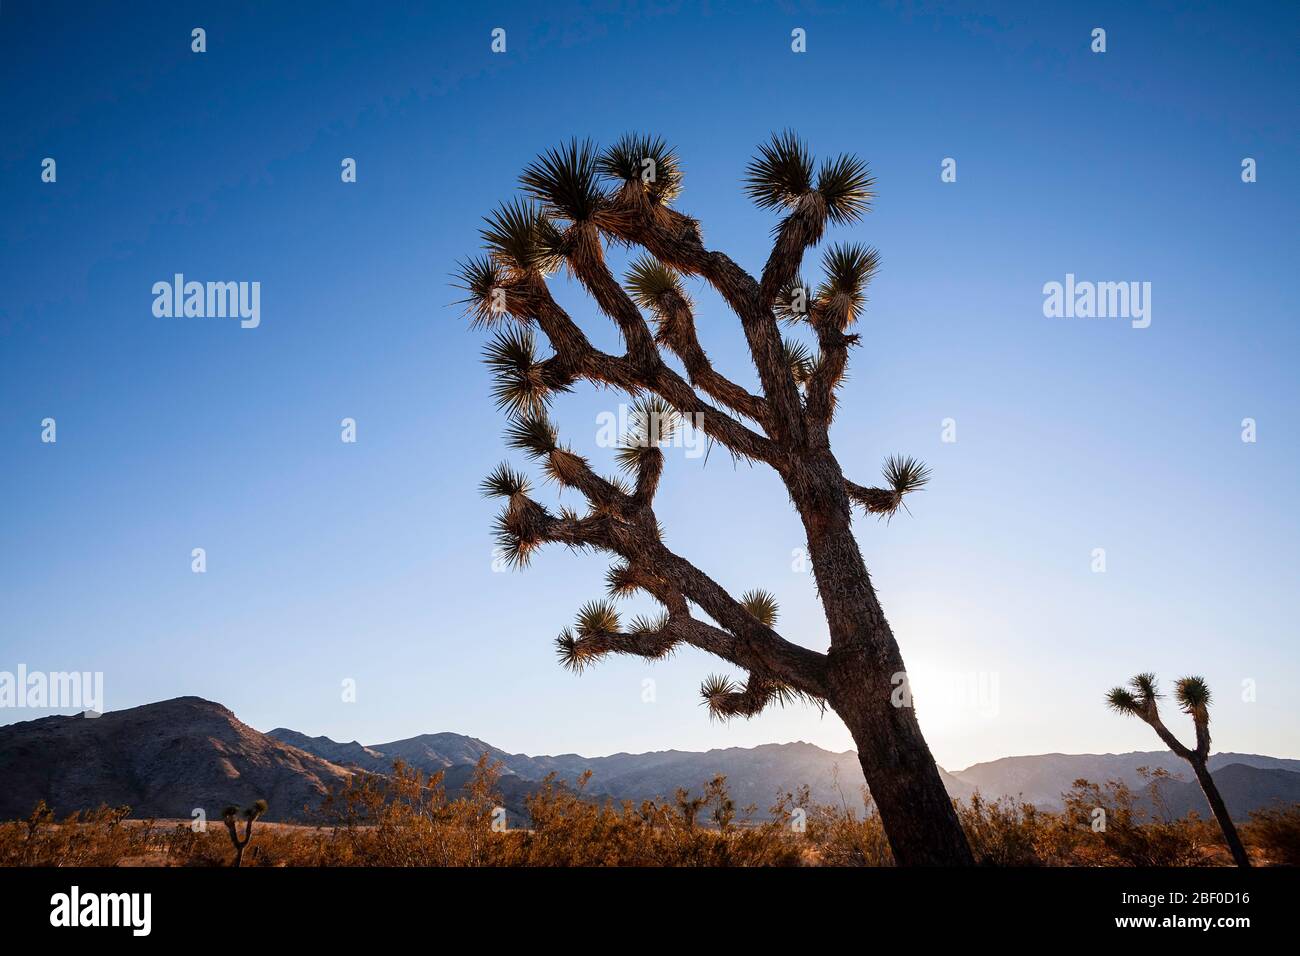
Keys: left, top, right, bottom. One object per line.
{"left": 456, "top": 133, "right": 973, "bottom": 865}
{"left": 221, "top": 799, "right": 268, "bottom": 868}
{"left": 1106, "top": 674, "right": 1250, "bottom": 867}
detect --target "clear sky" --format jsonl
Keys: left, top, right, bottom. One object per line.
{"left": 2, "top": 1, "right": 1297, "bottom": 771}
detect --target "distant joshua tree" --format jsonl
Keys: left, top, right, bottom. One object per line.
{"left": 456, "top": 133, "right": 973, "bottom": 865}
{"left": 1106, "top": 674, "right": 1250, "bottom": 867}
{"left": 221, "top": 799, "right": 268, "bottom": 868}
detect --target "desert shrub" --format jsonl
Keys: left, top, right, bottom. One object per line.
{"left": 1244, "top": 804, "right": 1300, "bottom": 866}
{"left": 775, "top": 785, "right": 892, "bottom": 866}
{"left": 0, "top": 801, "right": 155, "bottom": 866}
{"left": 957, "top": 792, "right": 1045, "bottom": 866}
{"left": 1054, "top": 768, "right": 1209, "bottom": 866}
{"left": 159, "top": 823, "right": 227, "bottom": 866}
{"left": 312, "top": 756, "right": 505, "bottom": 866}
{"left": 505, "top": 772, "right": 803, "bottom": 866}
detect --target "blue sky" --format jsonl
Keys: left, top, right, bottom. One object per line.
{"left": 1, "top": 1, "right": 1296, "bottom": 771}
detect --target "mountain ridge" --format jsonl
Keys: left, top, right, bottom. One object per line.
{"left": 2, "top": 697, "right": 1296, "bottom": 824}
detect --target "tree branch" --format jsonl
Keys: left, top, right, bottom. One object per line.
{"left": 627, "top": 258, "right": 774, "bottom": 431}
{"left": 804, "top": 322, "right": 856, "bottom": 432}
{"left": 844, "top": 478, "right": 905, "bottom": 516}
{"left": 502, "top": 273, "right": 780, "bottom": 465}
{"left": 702, "top": 671, "right": 814, "bottom": 720}
{"left": 1140, "top": 706, "right": 1194, "bottom": 762}
{"left": 638, "top": 544, "right": 829, "bottom": 698}
{"left": 566, "top": 221, "right": 660, "bottom": 370}
{"left": 486, "top": 416, "right": 828, "bottom": 701}
{"left": 599, "top": 191, "right": 806, "bottom": 448}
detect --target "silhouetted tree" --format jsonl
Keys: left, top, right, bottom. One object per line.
{"left": 221, "top": 799, "right": 267, "bottom": 868}
{"left": 1106, "top": 674, "right": 1250, "bottom": 866}
{"left": 456, "top": 134, "right": 972, "bottom": 865}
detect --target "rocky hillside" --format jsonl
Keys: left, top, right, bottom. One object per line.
{"left": 0, "top": 697, "right": 351, "bottom": 822}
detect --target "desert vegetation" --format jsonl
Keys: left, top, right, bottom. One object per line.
{"left": 2, "top": 758, "right": 1294, "bottom": 867}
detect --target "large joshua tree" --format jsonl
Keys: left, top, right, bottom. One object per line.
{"left": 456, "top": 133, "right": 973, "bottom": 865}
{"left": 1106, "top": 674, "right": 1251, "bottom": 867}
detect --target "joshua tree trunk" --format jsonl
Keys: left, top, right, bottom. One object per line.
{"left": 1190, "top": 758, "right": 1250, "bottom": 867}
{"left": 834, "top": 667, "right": 973, "bottom": 864}
{"left": 799, "top": 455, "right": 973, "bottom": 865}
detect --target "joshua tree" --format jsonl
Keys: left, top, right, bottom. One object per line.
{"left": 1106, "top": 674, "right": 1250, "bottom": 867}
{"left": 456, "top": 133, "right": 973, "bottom": 865}
{"left": 221, "top": 799, "right": 268, "bottom": 868}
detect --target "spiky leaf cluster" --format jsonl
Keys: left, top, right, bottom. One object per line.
{"left": 1106, "top": 673, "right": 1161, "bottom": 716}
{"left": 628, "top": 611, "right": 670, "bottom": 635}
{"left": 480, "top": 462, "right": 531, "bottom": 499}
{"left": 605, "top": 562, "right": 641, "bottom": 597}
{"left": 883, "top": 455, "right": 931, "bottom": 497}
{"left": 615, "top": 396, "right": 680, "bottom": 472}
{"left": 740, "top": 589, "right": 780, "bottom": 627}
{"left": 453, "top": 255, "right": 508, "bottom": 325}
{"left": 1174, "top": 676, "right": 1212, "bottom": 715}
{"left": 480, "top": 199, "right": 565, "bottom": 275}
{"left": 816, "top": 154, "right": 875, "bottom": 224}
{"left": 575, "top": 599, "right": 620, "bottom": 636}
{"left": 520, "top": 138, "right": 605, "bottom": 224}
{"left": 745, "top": 133, "right": 873, "bottom": 225}
{"left": 700, "top": 674, "right": 741, "bottom": 719}
{"left": 483, "top": 326, "right": 560, "bottom": 416}
{"left": 782, "top": 337, "right": 815, "bottom": 386}
{"left": 744, "top": 131, "right": 814, "bottom": 211}
{"left": 554, "top": 629, "right": 585, "bottom": 672}
{"left": 1105, "top": 686, "right": 1139, "bottom": 715}
{"left": 491, "top": 498, "right": 547, "bottom": 569}
{"left": 817, "top": 243, "right": 880, "bottom": 322}
{"left": 624, "top": 255, "right": 684, "bottom": 313}
{"left": 598, "top": 133, "right": 683, "bottom": 204}
{"left": 505, "top": 413, "right": 559, "bottom": 460}
{"left": 773, "top": 278, "right": 813, "bottom": 325}
{"left": 1131, "top": 672, "right": 1160, "bottom": 702}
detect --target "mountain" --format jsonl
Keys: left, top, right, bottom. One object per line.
{"left": 0, "top": 697, "right": 351, "bottom": 823}
{"left": 949, "top": 751, "right": 1300, "bottom": 809}
{"left": 267, "top": 727, "right": 976, "bottom": 811}
{"left": 2, "top": 697, "right": 1296, "bottom": 824}
{"left": 368, "top": 732, "right": 519, "bottom": 773}
{"left": 535, "top": 741, "right": 977, "bottom": 811}
{"left": 1154, "top": 764, "right": 1300, "bottom": 820}
{"left": 266, "top": 728, "right": 392, "bottom": 775}
{"left": 269, "top": 730, "right": 1297, "bottom": 823}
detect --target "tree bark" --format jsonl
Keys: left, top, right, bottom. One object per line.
{"left": 1191, "top": 758, "right": 1251, "bottom": 867}
{"left": 831, "top": 659, "right": 975, "bottom": 865}
{"left": 792, "top": 452, "right": 975, "bottom": 866}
